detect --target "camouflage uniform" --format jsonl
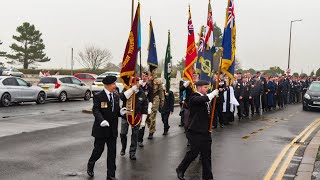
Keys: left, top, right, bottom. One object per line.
{"left": 146, "top": 78, "right": 164, "bottom": 135}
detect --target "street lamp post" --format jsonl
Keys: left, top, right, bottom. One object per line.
{"left": 287, "top": 19, "right": 302, "bottom": 70}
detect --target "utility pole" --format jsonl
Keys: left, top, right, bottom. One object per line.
{"left": 71, "top": 48, "right": 74, "bottom": 75}
{"left": 287, "top": 19, "right": 302, "bottom": 70}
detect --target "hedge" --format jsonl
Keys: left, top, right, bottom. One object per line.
{"left": 18, "top": 69, "right": 108, "bottom": 75}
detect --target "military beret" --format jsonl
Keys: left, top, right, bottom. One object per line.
{"left": 102, "top": 76, "right": 117, "bottom": 85}
{"left": 195, "top": 80, "right": 210, "bottom": 87}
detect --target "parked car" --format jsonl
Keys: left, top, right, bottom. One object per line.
{"left": 74, "top": 73, "right": 97, "bottom": 81}
{"left": 91, "top": 75, "right": 124, "bottom": 95}
{"left": 0, "top": 76, "right": 46, "bottom": 107}
{"left": 2, "top": 68, "right": 24, "bottom": 77}
{"left": 99, "top": 71, "right": 120, "bottom": 77}
{"left": 303, "top": 81, "right": 320, "bottom": 111}
{"left": 37, "top": 76, "right": 91, "bottom": 102}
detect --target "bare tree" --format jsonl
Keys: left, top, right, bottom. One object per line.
{"left": 235, "top": 57, "right": 241, "bottom": 70}
{"left": 77, "top": 45, "right": 113, "bottom": 70}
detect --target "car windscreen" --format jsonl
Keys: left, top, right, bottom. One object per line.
{"left": 309, "top": 83, "right": 320, "bottom": 92}
{"left": 39, "top": 77, "right": 57, "bottom": 84}
{"left": 96, "top": 77, "right": 104, "bottom": 82}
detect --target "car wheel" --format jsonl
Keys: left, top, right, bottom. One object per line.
{"left": 84, "top": 90, "right": 91, "bottom": 101}
{"left": 58, "top": 92, "right": 67, "bottom": 102}
{"left": 1, "top": 93, "right": 11, "bottom": 107}
{"left": 36, "top": 92, "right": 46, "bottom": 104}
{"left": 303, "top": 105, "right": 307, "bottom": 111}
{"left": 20, "top": 74, "right": 24, "bottom": 78}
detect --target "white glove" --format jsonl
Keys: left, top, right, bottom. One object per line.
{"left": 124, "top": 87, "right": 134, "bottom": 99}
{"left": 140, "top": 114, "right": 148, "bottom": 128}
{"left": 148, "top": 102, "right": 152, "bottom": 114}
{"left": 207, "top": 89, "right": 219, "bottom": 101}
{"left": 100, "top": 120, "right": 110, "bottom": 127}
{"left": 120, "top": 107, "right": 127, "bottom": 116}
{"left": 183, "top": 80, "right": 190, "bottom": 88}
{"left": 139, "top": 80, "right": 144, "bottom": 86}
{"left": 131, "top": 85, "right": 137, "bottom": 92}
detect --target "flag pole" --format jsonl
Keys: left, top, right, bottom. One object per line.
{"left": 209, "top": 49, "right": 222, "bottom": 132}
{"left": 131, "top": 0, "right": 134, "bottom": 25}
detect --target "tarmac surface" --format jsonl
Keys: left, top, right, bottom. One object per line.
{"left": 0, "top": 100, "right": 319, "bottom": 180}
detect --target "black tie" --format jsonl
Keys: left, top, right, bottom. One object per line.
{"left": 109, "top": 93, "right": 113, "bottom": 112}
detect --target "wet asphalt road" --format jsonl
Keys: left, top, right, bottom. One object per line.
{"left": 0, "top": 100, "right": 320, "bottom": 180}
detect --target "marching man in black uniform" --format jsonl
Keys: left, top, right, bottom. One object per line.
{"left": 87, "top": 76, "right": 120, "bottom": 180}
{"left": 119, "top": 77, "right": 148, "bottom": 160}
{"left": 176, "top": 80, "right": 219, "bottom": 180}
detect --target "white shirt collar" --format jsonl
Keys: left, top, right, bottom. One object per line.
{"left": 104, "top": 88, "right": 113, "bottom": 99}
{"left": 197, "top": 91, "right": 204, "bottom": 96}
{"left": 141, "top": 81, "right": 147, "bottom": 87}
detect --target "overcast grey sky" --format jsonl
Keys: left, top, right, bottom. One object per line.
{"left": 0, "top": 0, "right": 319, "bottom": 74}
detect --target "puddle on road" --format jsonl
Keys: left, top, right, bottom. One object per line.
{"left": 258, "top": 129, "right": 264, "bottom": 131}
{"left": 63, "top": 172, "right": 81, "bottom": 177}
{"left": 242, "top": 136, "right": 251, "bottom": 139}
{"left": 250, "top": 132, "right": 258, "bottom": 135}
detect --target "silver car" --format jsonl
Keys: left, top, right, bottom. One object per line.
{"left": 0, "top": 76, "right": 46, "bottom": 107}
{"left": 2, "top": 68, "right": 24, "bottom": 77}
{"left": 37, "top": 75, "right": 91, "bottom": 102}
{"left": 91, "top": 75, "right": 124, "bottom": 95}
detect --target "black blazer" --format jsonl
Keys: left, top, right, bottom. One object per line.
{"left": 91, "top": 90, "right": 120, "bottom": 138}
{"left": 188, "top": 92, "right": 211, "bottom": 134}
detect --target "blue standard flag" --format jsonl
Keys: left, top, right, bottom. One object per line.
{"left": 147, "top": 19, "right": 158, "bottom": 74}
{"left": 221, "top": 0, "right": 236, "bottom": 84}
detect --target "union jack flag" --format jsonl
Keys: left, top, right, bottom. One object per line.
{"left": 227, "top": 0, "right": 235, "bottom": 28}
{"left": 188, "top": 18, "right": 194, "bottom": 35}
{"left": 198, "top": 28, "right": 205, "bottom": 53}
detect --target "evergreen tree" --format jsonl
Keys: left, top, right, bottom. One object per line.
{"left": 3, "top": 22, "right": 50, "bottom": 69}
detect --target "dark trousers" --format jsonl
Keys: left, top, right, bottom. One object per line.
{"left": 242, "top": 98, "right": 249, "bottom": 116}
{"left": 161, "top": 112, "right": 170, "bottom": 130}
{"left": 213, "top": 103, "right": 223, "bottom": 127}
{"left": 249, "top": 98, "right": 255, "bottom": 115}
{"left": 254, "top": 95, "right": 260, "bottom": 113}
{"left": 236, "top": 96, "right": 242, "bottom": 118}
{"left": 120, "top": 117, "right": 139, "bottom": 155}
{"left": 177, "top": 132, "right": 213, "bottom": 179}
{"left": 88, "top": 137, "right": 117, "bottom": 177}
{"left": 261, "top": 93, "right": 267, "bottom": 111}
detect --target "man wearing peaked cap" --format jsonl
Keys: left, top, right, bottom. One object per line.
{"left": 87, "top": 75, "right": 121, "bottom": 180}
{"left": 102, "top": 76, "right": 117, "bottom": 85}
{"left": 176, "top": 80, "right": 219, "bottom": 180}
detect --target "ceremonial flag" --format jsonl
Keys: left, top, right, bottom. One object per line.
{"left": 196, "top": 26, "right": 205, "bottom": 75}
{"left": 120, "top": 3, "right": 141, "bottom": 89}
{"left": 221, "top": 0, "right": 236, "bottom": 84}
{"left": 183, "top": 6, "right": 198, "bottom": 92}
{"left": 164, "top": 30, "right": 172, "bottom": 92}
{"left": 147, "top": 19, "right": 158, "bottom": 74}
{"left": 205, "top": 1, "right": 216, "bottom": 54}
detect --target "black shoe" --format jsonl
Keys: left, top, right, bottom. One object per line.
{"left": 87, "top": 163, "right": 94, "bottom": 177}
{"left": 220, "top": 125, "right": 224, "bottom": 128}
{"left": 163, "top": 131, "right": 167, "bottom": 135}
{"left": 120, "top": 149, "right": 125, "bottom": 156}
{"left": 176, "top": 168, "right": 185, "bottom": 180}
{"left": 130, "top": 154, "right": 137, "bottom": 160}
{"left": 138, "top": 142, "right": 144, "bottom": 147}
{"left": 148, "top": 133, "right": 154, "bottom": 139}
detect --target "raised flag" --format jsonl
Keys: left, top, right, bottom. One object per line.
{"left": 147, "top": 19, "right": 158, "bottom": 74}
{"left": 205, "top": 1, "right": 216, "bottom": 53}
{"left": 221, "top": 0, "right": 236, "bottom": 84}
{"left": 183, "top": 6, "right": 198, "bottom": 92}
{"left": 196, "top": 26, "right": 205, "bottom": 75}
{"left": 120, "top": 3, "right": 140, "bottom": 90}
{"left": 164, "top": 30, "right": 172, "bottom": 92}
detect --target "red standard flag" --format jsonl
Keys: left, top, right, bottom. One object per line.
{"left": 120, "top": 3, "right": 140, "bottom": 90}
{"left": 183, "top": 6, "right": 197, "bottom": 91}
